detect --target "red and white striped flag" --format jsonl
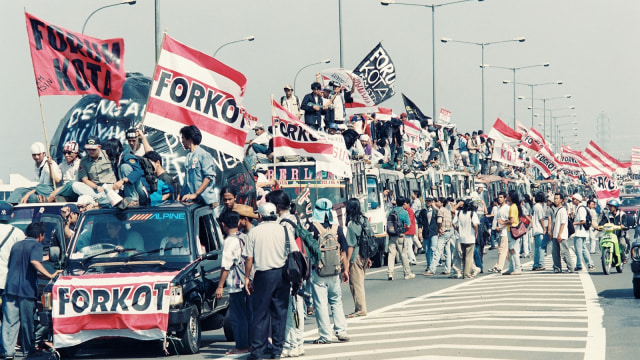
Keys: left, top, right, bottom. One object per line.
{"left": 403, "top": 120, "right": 421, "bottom": 152}
{"left": 145, "top": 35, "right": 250, "bottom": 159}
{"left": 632, "top": 147, "right": 640, "bottom": 166}
{"left": 487, "top": 118, "right": 522, "bottom": 146}
{"left": 559, "top": 145, "right": 583, "bottom": 179}
{"left": 531, "top": 144, "right": 558, "bottom": 178}
{"left": 582, "top": 140, "right": 630, "bottom": 176}
{"left": 520, "top": 127, "right": 546, "bottom": 154}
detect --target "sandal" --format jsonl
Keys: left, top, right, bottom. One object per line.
{"left": 225, "top": 348, "right": 249, "bottom": 355}
{"left": 306, "top": 306, "right": 314, "bottom": 316}
{"left": 312, "top": 338, "right": 331, "bottom": 344}
{"left": 346, "top": 312, "right": 366, "bottom": 318}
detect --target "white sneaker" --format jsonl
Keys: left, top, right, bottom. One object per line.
{"left": 404, "top": 273, "right": 416, "bottom": 280}
{"left": 281, "top": 348, "right": 291, "bottom": 358}
{"left": 289, "top": 347, "right": 300, "bottom": 357}
{"left": 471, "top": 266, "right": 481, "bottom": 277}
{"left": 297, "top": 347, "right": 305, "bottom": 356}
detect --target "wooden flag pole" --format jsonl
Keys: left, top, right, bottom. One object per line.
{"left": 271, "top": 95, "right": 277, "bottom": 185}
{"left": 38, "top": 97, "right": 58, "bottom": 190}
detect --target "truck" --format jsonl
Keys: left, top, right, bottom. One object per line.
{"left": 39, "top": 202, "right": 229, "bottom": 356}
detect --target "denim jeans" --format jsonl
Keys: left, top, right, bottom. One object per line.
{"left": 470, "top": 152, "right": 478, "bottom": 172}
{"left": 507, "top": 232, "right": 522, "bottom": 273}
{"left": 424, "top": 235, "right": 438, "bottom": 270}
{"left": 473, "top": 243, "right": 483, "bottom": 271}
{"left": 533, "top": 233, "right": 548, "bottom": 268}
{"left": 120, "top": 163, "right": 149, "bottom": 205}
{"left": 573, "top": 236, "right": 593, "bottom": 268}
{"left": 428, "top": 230, "right": 453, "bottom": 274}
{"left": 310, "top": 271, "right": 347, "bottom": 341}
{"left": 283, "top": 293, "right": 304, "bottom": 351}
{"left": 1, "top": 294, "right": 36, "bottom": 357}
{"left": 251, "top": 143, "right": 269, "bottom": 155}
{"left": 229, "top": 290, "right": 252, "bottom": 350}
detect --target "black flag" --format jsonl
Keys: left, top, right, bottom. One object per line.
{"left": 402, "top": 93, "right": 431, "bottom": 123}
{"left": 352, "top": 43, "right": 396, "bottom": 105}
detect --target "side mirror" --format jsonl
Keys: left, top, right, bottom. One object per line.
{"left": 49, "top": 246, "right": 61, "bottom": 263}
{"left": 205, "top": 252, "right": 219, "bottom": 261}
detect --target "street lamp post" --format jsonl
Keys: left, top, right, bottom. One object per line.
{"left": 293, "top": 59, "right": 332, "bottom": 97}
{"left": 381, "top": 0, "right": 484, "bottom": 121}
{"left": 481, "top": 62, "right": 550, "bottom": 128}
{"left": 213, "top": 36, "right": 256, "bottom": 57}
{"left": 441, "top": 37, "right": 525, "bottom": 132}
{"left": 503, "top": 80, "right": 562, "bottom": 127}
{"left": 519, "top": 95, "right": 572, "bottom": 140}
{"left": 82, "top": 1, "right": 137, "bottom": 34}
{"left": 554, "top": 117, "right": 577, "bottom": 151}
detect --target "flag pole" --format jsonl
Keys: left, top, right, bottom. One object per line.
{"left": 271, "top": 95, "right": 277, "bottom": 186}
{"left": 37, "top": 97, "right": 57, "bottom": 190}
{"left": 137, "top": 30, "right": 168, "bottom": 143}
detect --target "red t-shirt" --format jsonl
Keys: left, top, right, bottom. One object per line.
{"left": 405, "top": 206, "right": 417, "bottom": 236}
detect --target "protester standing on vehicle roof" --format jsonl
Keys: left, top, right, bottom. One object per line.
{"left": 244, "top": 202, "right": 294, "bottom": 360}
{"left": 7, "top": 142, "right": 62, "bottom": 205}
{"left": 571, "top": 194, "right": 595, "bottom": 271}
{"left": 1, "top": 222, "right": 62, "bottom": 359}
{"left": 301, "top": 82, "right": 325, "bottom": 131}
{"left": 281, "top": 84, "right": 301, "bottom": 119}
{"left": 552, "top": 193, "right": 575, "bottom": 273}
{"left": 216, "top": 211, "right": 251, "bottom": 356}
{"left": 0, "top": 202, "right": 26, "bottom": 298}
{"left": 178, "top": 125, "right": 218, "bottom": 205}
{"left": 143, "top": 151, "right": 176, "bottom": 205}
{"left": 308, "top": 198, "right": 350, "bottom": 344}
{"left": 47, "top": 141, "right": 81, "bottom": 202}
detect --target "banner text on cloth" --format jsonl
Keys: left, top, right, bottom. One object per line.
{"left": 25, "top": 12, "right": 125, "bottom": 103}
{"left": 353, "top": 43, "right": 396, "bottom": 105}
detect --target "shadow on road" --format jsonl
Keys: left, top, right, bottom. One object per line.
{"left": 599, "top": 288, "right": 634, "bottom": 298}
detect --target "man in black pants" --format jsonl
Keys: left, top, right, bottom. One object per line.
{"left": 244, "top": 203, "right": 296, "bottom": 360}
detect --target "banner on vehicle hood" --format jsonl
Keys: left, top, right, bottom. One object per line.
{"left": 52, "top": 271, "right": 179, "bottom": 348}
{"left": 50, "top": 74, "right": 256, "bottom": 206}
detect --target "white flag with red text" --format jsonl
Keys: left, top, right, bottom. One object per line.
{"left": 145, "top": 35, "right": 250, "bottom": 159}
{"left": 403, "top": 120, "right": 421, "bottom": 152}
{"left": 589, "top": 173, "right": 620, "bottom": 200}
{"left": 559, "top": 145, "right": 583, "bottom": 179}
{"left": 519, "top": 127, "right": 546, "bottom": 154}
{"left": 487, "top": 118, "right": 523, "bottom": 146}
{"left": 491, "top": 141, "right": 522, "bottom": 167}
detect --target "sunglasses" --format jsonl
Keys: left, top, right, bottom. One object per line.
{"left": 63, "top": 151, "right": 74, "bottom": 155}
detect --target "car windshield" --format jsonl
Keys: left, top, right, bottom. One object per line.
{"left": 620, "top": 197, "right": 640, "bottom": 207}
{"left": 69, "top": 210, "right": 190, "bottom": 261}
{"left": 367, "top": 177, "right": 380, "bottom": 210}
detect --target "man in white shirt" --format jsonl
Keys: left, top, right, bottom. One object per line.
{"left": 281, "top": 84, "right": 301, "bottom": 118}
{"left": 571, "top": 194, "right": 595, "bottom": 271}
{"left": 552, "top": 193, "right": 575, "bottom": 273}
{"left": 0, "top": 202, "right": 26, "bottom": 296}
{"left": 531, "top": 192, "right": 549, "bottom": 271}
{"left": 7, "top": 142, "right": 62, "bottom": 204}
{"left": 587, "top": 199, "right": 599, "bottom": 254}
{"left": 489, "top": 192, "right": 510, "bottom": 273}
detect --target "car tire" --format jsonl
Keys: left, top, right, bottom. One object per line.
{"left": 223, "top": 310, "right": 234, "bottom": 342}
{"left": 633, "top": 278, "right": 640, "bottom": 299}
{"left": 176, "top": 305, "right": 201, "bottom": 354}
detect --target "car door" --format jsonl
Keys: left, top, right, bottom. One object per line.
{"left": 193, "top": 208, "right": 226, "bottom": 314}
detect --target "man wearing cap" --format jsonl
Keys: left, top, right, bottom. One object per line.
{"left": 0, "top": 202, "right": 26, "bottom": 298}
{"left": 244, "top": 202, "right": 295, "bottom": 360}
{"left": 301, "top": 82, "right": 325, "bottom": 131}
{"left": 47, "top": 141, "right": 81, "bottom": 202}
{"left": 245, "top": 123, "right": 271, "bottom": 156}
{"left": 72, "top": 136, "right": 119, "bottom": 205}
{"left": 7, "top": 142, "right": 62, "bottom": 204}
{"left": 571, "top": 194, "right": 595, "bottom": 271}
{"left": 280, "top": 84, "right": 300, "bottom": 119}
{"left": 124, "top": 128, "right": 153, "bottom": 157}
{"left": 308, "top": 198, "right": 350, "bottom": 344}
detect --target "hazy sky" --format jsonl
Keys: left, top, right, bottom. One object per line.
{"left": 2, "top": 0, "right": 639, "bottom": 182}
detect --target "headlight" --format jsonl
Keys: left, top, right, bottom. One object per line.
{"left": 41, "top": 292, "right": 52, "bottom": 311}
{"left": 170, "top": 285, "right": 183, "bottom": 306}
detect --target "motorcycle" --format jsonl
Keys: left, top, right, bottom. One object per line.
{"left": 598, "top": 223, "right": 624, "bottom": 275}
{"left": 631, "top": 239, "right": 640, "bottom": 298}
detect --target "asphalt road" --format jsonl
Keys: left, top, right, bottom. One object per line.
{"left": 39, "top": 240, "right": 639, "bottom": 360}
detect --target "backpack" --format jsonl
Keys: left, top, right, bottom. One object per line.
{"left": 136, "top": 155, "right": 158, "bottom": 194}
{"left": 578, "top": 205, "right": 592, "bottom": 230}
{"left": 357, "top": 216, "right": 378, "bottom": 259}
{"left": 282, "top": 225, "right": 309, "bottom": 290}
{"left": 386, "top": 209, "right": 403, "bottom": 236}
{"left": 280, "top": 218, "right": 312, "bottom": 281}
{"left": 312, "top": 223, "right": 342, "bottom": 277}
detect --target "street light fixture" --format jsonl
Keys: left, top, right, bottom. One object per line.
{"left": 293, "top": 59, "right": 332, "bottom": 97}
{"left": 519, "top": 94, "right": 572, "bottom": 139}
{"left": 441, "top": 36, "right": 526, "bottom": 131}
{"left": 554, "top": 116, "right": 578, "bottom": 151}
{"left": 503, "top": 80, "right": 562, "bottom": 127}
{"left": 82, "top": 1, "right": 136, "bottom": 35}
{"left": 213, "top": 36, "right": 256, "bottom": 57}
{"left": 381, "top": 0, "right": 484, "bottom": 121}
{"left": 481, "top": 62, "right": 550, "bottom": 128}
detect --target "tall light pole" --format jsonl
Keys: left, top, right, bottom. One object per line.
{"left": 481, "top": 62, "right": 550, "bottom": 128}
{"left": 293, "top": 59, "right": 332, "bottom": 97}
{"left": 381, "top": 0, "right": 484, "bottom": 121}
{"left": 520, "top": 95, "right": 572, "bottom": 141}
{"left": 82, "top": 0, "right": 137, "bottom": 34}
{"left": 441, "top": 36, "right": 525, "bottom": 131}
{"left": 338, "top": 0, "right": 344, "bottom": 68}
{"left": 213, "top": 36, "right": 255, "bottom": 57}
{"left": 553, "top": 116, "right": 577, "bottom": 151}
{"left": 503, "top": 80, "right": 562, "bottom": 127}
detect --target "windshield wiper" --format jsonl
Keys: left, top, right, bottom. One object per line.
{"left": 125, "top": 246, "right": 184, "bottom": 261}
{"left": 82, "top": 248, "right": 136, "bottom": 266}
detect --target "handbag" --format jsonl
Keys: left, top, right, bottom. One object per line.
{"left": 282, "top": 225, "right": 308, "bottom": 291}
{"left": 510, "top": 216, "right": 528, "bottom": 239}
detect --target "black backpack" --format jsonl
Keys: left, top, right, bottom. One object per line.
{"left": 136, "top": 155, "right": 158, "bottom": 194}
{"left": 386, "top": 209, "right": 403, "bottom": 236}
{"left": 358, "top": 216, "right": 378, "bottom": 259}
{"left": 578, "top": 205, "right": 592, "bottom": 230}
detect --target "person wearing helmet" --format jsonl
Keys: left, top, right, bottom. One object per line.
{"left": 599, "top": 199, "right": 629, "bottom": 263}
{"left": 300, "top": 82, "right": 325, "bottom": 130}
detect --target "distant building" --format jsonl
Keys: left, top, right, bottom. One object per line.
{"left": 0, "top": 174, "right": 38, "bottom": 201}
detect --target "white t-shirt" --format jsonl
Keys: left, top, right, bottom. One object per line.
{"left": 553, "top": 207, "right": 569, "bottom": 240}
{"left": 490, "top": 205, "right": 498, "bottom": 230}
{"left": 497, "top": 203, "right": 510, "bottom": 237}
{"left": 0, "top": 224, "right": 26, "bottom": 289}
{"left": 532, "top": 203, "right": 545, "bottom": 235}
{"left": 455, "top": 211, "right": 479, "bottom": 244}
{"left": 59, "top": 158, "right": 80, "bottom": 183}
{"left": 574, "top": 204, "right": 589, "bottom": 237}
{"left": 252, "top": 132, "right": 271, "bottom": 146}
